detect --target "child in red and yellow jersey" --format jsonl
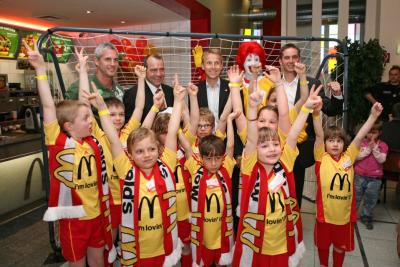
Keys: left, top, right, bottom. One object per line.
{"left": 26, "top": 42, "right": 116, "bottom": 266}
{"left": 233, "top": 74, "right": 323, "bottom": 267}
{"left": 93, "top": 74, "right": 186, "bottom": 267}
{"left": 183, "top": 110, "right": 238, "bottom": 267}
{"left": 312, "top": 101, "right": 383, "bottom": 267}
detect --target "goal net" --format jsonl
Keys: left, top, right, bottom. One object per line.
{"left": 37, "top": 30, "right": 346, "bottom": 204}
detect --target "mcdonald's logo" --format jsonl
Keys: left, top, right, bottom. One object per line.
{"left": 77, "top": 155, "right": 95, "bottom": 180}
{"left": 138, "top": 195, "right": 157, "bottom": 220}
{"left": 268, "top": 192, "right": 285, "bottom": 213}
{"left": 206, "top": 193, "right": 221, "bottom": 213}
{"left": 24, "top": 157, "right": 44, "bottom": 200}
{"left": 330, "top": 173, "right": 351, "bottom": 192}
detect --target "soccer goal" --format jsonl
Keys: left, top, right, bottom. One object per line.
{"left": 37, "top": 27, "right": 348, "bottom": 259}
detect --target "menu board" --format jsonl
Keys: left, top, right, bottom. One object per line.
{"left": 18, "top": 31, "right": 41, "bottom": 59}
{"left": 45, "top": 35, "right": 73, "bottom": 63}
{"left": 0, "top": 26, "right": 19, "bottom": 59}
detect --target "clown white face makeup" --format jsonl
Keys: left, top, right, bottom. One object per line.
{"left": 244, "top": 53, "right": 261, "bottom": 78}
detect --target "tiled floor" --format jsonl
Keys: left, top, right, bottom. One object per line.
{"left": 0, "top": 182, "right": 399, "bottom": 266}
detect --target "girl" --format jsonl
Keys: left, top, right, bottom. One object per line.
{"left": 233, "top": 86, "right": 322, "bottom": 267}
{"left": 313, "top": 101, "right": 383, "bottom": 267}
{"left": 89, "top": 75, "right": 186, "bottom": 267}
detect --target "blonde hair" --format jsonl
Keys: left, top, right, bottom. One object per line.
{"left": 202, "top": 48, "right": 222, "bottom": 64}
{"left": 126, "top": 127, "right": 159, "bottom": 155}
{"left": 258, "top": 127, "right": 279, "bottom": 144}
{"left": 199, "top": 107, "right": 215, "bottom": 126}
{"left": 55, "top": 100, "right": 88, "bottom": 131}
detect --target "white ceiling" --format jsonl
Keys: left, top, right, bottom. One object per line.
{"left": 0, "top": 0, "right": 187, "bottom": 29}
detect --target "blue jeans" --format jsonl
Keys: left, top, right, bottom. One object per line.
{"left": 355, "top": 175, "right": 382, "bottom": 218}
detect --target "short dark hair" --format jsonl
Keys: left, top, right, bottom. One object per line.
{"left": 389, "top": 65, "right": 400, "bottom": 73}
{"left": 104, "top": 97, "right": 124, "bottom": 110}
{"left": 370, "top": 120, "right": 383, "bottom": 132}
{"left": 279, "top": 43, "right": 301, "bottom": 59}
{"left": 199, "top": 135, "right": 226, "bottom": 157}
{"left": 143, "top": 54, "right": 164, "bottom": 68}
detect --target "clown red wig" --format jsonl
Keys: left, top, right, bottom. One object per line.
{"left": 236, "top": 41, "right": 266, "bottom": 71}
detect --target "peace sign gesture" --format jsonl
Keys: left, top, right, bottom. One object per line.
{"left": 23, "top": 39, "right": 46, "bottom": 71}
{"left": 304, "top": 84, "right": 323, "bottom": 110}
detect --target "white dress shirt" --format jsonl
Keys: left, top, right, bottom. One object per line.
{"left": 206, "top": 79, "right": 221, "bottom": 125}
{"left": 146, "top": 79, "right": 167, "bottom": 108}
{"left": 283, "top": 74, "right": 299, "bottom": 109}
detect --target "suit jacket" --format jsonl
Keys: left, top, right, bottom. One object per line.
{"left": 294, "top": 77, "right": 344, "bottom": 167}
{"left": 123, "top": 81, "right": 174, "bottom": 123}
{"left": 197, "top": 79, "right": 230, "bottom": 118}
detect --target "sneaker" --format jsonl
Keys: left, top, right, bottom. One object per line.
{"left": 366, "top": 220, "right": 374, "bottom": 230}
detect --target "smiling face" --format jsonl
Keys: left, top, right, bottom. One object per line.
{"left": 202, "top": 52, "right": 223, "bottom": 81}
{"left": 257, "top": 108, "right": 278, "bottom": 131}
{"left": 95, "top": 48, "right": 119, "bottom": 78}
{"left": 257, "top": 139, "right": 282, "bottom": 166}
{"left": 108, "top": 105, "right": 125, "bottom": 131}
{"left": 145, "top": 55, "right": 165, "bottom": 88}
{"left": 129, "top": 136, "right": 159, "bottom": 173}
{"left": 279, "top": 47, "right": 300, "bottom": 74}
{"left": 244, "top": 53, "right": 261, "bottom": 77}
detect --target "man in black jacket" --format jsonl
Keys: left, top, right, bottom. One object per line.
{"left": 123, "top": 54, "right": 174, "bottom": 122}
{"left": 280, "top": 43, "right": 344, "bottom": 207}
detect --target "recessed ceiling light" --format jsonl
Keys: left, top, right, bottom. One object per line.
{"left": 121, "top": 21, "right": 126, "bottom": 24}
{"left": 86, "top": 10, "right": 93, "bottom": 14}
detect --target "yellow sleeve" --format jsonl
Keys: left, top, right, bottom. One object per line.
{"left": 161, "top": 147, "right": 177, "bottom": 172}
{"left": 44, "top": 120, "right": 60, "bottom": 145}
{"left": 280, "top": 143, "right": 299, "bottom": 172}
{"left": 241, "top": 150, "right": 258, "bottom": 176}
{"left": 278, "top": 127, "right": 287, "bottom": 146}
{"left": 113, "top": 152, "right": 133, "bottom": 180}
{"left": 346, "top": 143, "right": 360, "bottom": 163}
{"left": 238, "top": 127, "right": 247, "bottom": 145}
{"left": 120, "top": 118, "right": 140, "bottom": 142}
{"left": 184, "top": 155, "right": 202, "bottom": 176}
{"left": 91, "top": 119, "right": 105, "bottom": 140}
{"left": 314, "top": 143, "right": 325, "bottom": 161}
{"left": 184, "top": 125, "right": 197, "bottom": 146}
{"left": 215, "top": 129, "right": 226, "bottom": 140}
{"left": 223, "top": 156, "right": 236, "bottom": 177}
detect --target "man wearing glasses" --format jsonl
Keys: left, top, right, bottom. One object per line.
{"left": 66, "top": 42, "right": 124, "bottom": 101}
{"left": 124, "top": 54, "right": 174, "bottom": 122}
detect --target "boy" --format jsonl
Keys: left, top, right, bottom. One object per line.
{"left": 26, "top": 42, "right": 116, "bottom": 265}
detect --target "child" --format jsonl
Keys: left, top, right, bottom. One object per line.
{"left": 183, "top": 109, "right": 238, "bottom": 267}
{"left": 313, "top": 101, "right": 383, "bottom": 267}
{"left": 26, "top": 42, "right": 116, "bottom": 265}
{"left": 91, "top": 75, "right": 186, "bottom": 266}
{"left": 355, "top": 121, "right": 388, "bottom": 230}
{"left": 75, "top": 47, "right": 147, "bottom": 243}
{"left": 232, "top": 85, "right": 322, "bottom": 267}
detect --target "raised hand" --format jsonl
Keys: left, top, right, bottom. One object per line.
{"left": 87, "top": 81, "right": 107, "bottom": 110}
{"left": 187, "top": 82, "right": 198, "bottom": 96}
{"left": 134, "top": 65, "right": 146, "bottom": 79}
{"left": 327, "top": 81, "right": 342, "bottom": 96}
{"left": 153, "top": 90, "right": 165, "bottom": 109}
{"left": 249, "top": 89, "right": 265, "bottom": 108}
{"left": 264, "top": 65, "right": 282, "bottom": 84}
{"left": 227, "top": 65, "right": 244, "bottom": 84}
{"left": 311, "top": 84, "right": 324, "bottom": 112}
{"left": 370, "top": 102, "right": 383, "bottom": 118}
{"left": 192, "top": 45, "right": 203, "bottom": 68}
{"left": 227, "top": 111, "right": 241, "bottom": 122}
{"left": 304, "top": 84, "right": 323, "bottom": 110}
{"left": 173, "top": 74, "right": 187, "bottom": 101}
{"left": 23, "top": 40, "right": 46, "bottom": 71}
{"left": 294, "top": 62, "right": 306, "bottom": 77}
{"left": 74, "top": 47, "right": 89, "bottom": 72}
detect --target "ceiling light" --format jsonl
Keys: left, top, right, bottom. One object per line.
{"left": 86, "top": 10, "right": 93, "bottom": 14}
{"left": 121, "top": 21, "right": 126, "bottom": 24}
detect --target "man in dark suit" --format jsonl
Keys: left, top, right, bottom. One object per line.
{"left": 196, "top": 48, "right": 230, "bottom": 124}
{"left": 280, "top": 43, "right": 344, "bottom": 207}
{"left": 123, "top": 54, "right": 174, "bottom": 122}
